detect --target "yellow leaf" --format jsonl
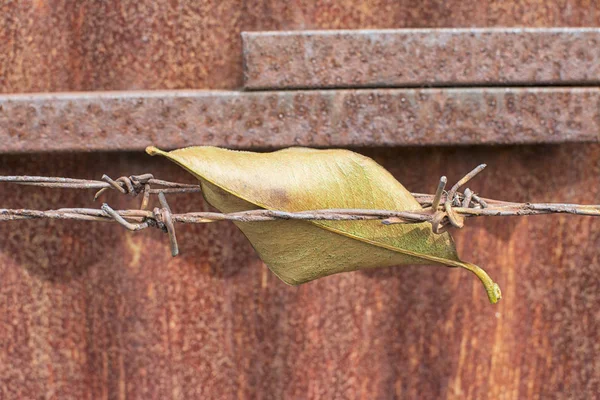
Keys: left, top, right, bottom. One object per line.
{"left": 147, "top": 146, "right": 501, "bottom": 304}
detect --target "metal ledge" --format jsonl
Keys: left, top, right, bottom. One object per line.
{"left": 1, "top": 88, "right": 598, "bottom": 153}
{"left": 243, "top": 28, "right": 600, "bottom": 89}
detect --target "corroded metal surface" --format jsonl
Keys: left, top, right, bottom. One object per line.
{"left": 1, "top": 88, "right": 599, "bottom": 152}
{"left": 1, "top": 145, "right": 599, "bottom": 399}
{"left": 3, "top": 0, "right": 600, "bottom": 399}
{"left": 243, "top": 28, "right": 600, "bottom": 89}
{"left": 2, "top": 1, "right": 600, "bottom": 94}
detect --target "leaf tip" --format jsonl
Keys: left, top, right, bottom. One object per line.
{"left": 146, "top": 146, "right": 167, "bottom": 157}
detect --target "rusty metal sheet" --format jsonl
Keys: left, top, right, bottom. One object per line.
{"left": 1, "top": 145, "right": 600, "bottom": 399}
{"left": 3, "top": 3, "right": 600, "bottom": 95}
{"left": 1, "top": 88, "right": 599, "bottom": 153}
{"left": 243, "top": 28, "right": 600, "bottom": 89}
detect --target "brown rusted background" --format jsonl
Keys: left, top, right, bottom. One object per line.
{"left": 2, "top": 1, "right": 600, "bottom": 93}
{"left": 1, "top": 1, "right": 600, "bottom": 400}
{"left": 2, "top": 147, "right": 600, "bottom": 399}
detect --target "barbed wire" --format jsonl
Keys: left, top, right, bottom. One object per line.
{"left": 1, "top": 165, "right": 599, "bottom": 257}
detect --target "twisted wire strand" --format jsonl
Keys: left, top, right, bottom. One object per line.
{"left": 2, "top": 166, "right": 600, "bottom": 257}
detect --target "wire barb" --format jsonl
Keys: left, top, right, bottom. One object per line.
{"left": 430, "top": 176, "right": 447, "bottom": 211}
{"left": 462, "top": 189, "right": 473, "bottom": 208}
{"left": 157, "top": 192, "right": 179, "bottom": 257}
{"left": 101, "top": 203, "right": 149, "bottom": 231}
{"left": 443, "top": 164, "right": 486, "bottom": 230}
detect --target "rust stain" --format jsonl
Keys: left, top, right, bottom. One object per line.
{"left": 125, "top": 234, "right": 143, "bottom": 270}
{"left": 261, "top": 265, "right": 269, "bottom": 289}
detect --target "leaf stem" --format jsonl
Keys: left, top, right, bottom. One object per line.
{"left": 458, "top": 262, "right": 502, "bottom": 304}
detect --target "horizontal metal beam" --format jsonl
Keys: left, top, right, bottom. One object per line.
{"left": 243, "top": 28, "right": 600, "bottom": 89}
{"left": 1, "top": 88, "right": 598, "bottom": 152}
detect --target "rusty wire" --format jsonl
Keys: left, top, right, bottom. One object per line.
{"left": 1, "top": 165, "right": 600, "bottom": 257}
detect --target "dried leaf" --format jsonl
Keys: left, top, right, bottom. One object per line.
{"left": 147, "top": 146, "right": 501, "bottom": 303}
